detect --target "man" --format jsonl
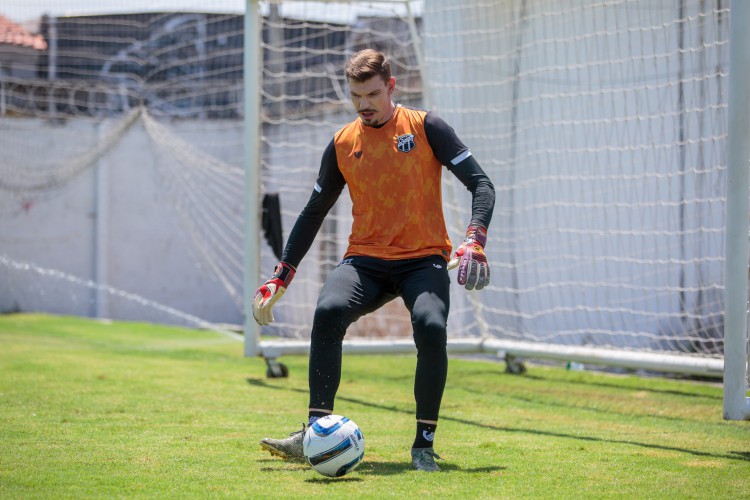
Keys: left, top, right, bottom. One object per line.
{"left": 254, "top": 49, "right": 495, "bottom": 472}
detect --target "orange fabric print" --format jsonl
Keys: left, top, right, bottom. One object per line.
{"left": 334, "top": 105, "right": 453, "bottom": 261}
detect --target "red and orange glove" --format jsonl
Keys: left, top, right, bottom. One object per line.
{"left": 448, "top": 225, "right": 490, "bottom": 290}
{"left": 252, "top": 262, "right": 296, "bottom": 326}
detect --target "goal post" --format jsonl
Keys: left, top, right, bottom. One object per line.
{"left": 723, "top": 0, "right": 750, "bottom": 421}
{"left": 240, "top": 0, "right": 750, "bottom": 392}
{"left": 244, "top": 0, "right": 262, "bottom": 357}
{"left": 0, "top": 0, "right": 744, "bottom": 404}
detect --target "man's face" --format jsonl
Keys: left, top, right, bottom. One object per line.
{"left": 348, "top": 75, "right": 396, "bottom": 127}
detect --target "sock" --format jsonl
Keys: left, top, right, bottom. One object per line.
{"left": 412, "top": 421, "right": 437, "bottom": 449}
{"left": 308, "top": 410, "right": 330, "bottom": 426}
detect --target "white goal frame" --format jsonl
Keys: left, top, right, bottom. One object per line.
{"left": 244, "top": 0, "right": 262, "bottom": 359}
{"left": 723, "top": 0, "right": 750, "bottom": 421}
{"left": 242, "top": 0, "right": 750, "bottom": 421}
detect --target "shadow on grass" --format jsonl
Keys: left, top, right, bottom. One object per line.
{"left": 357, "top": 461, "right": 506, "bottom": 476}
{"left": 247, "top": 378, "right": 750, "bottom": 464}
{"left": 520, "top": 372, "right": 722, "bottom": 401}
{"left": 247, "top": 377, "right": 285, "bottom": 389}
{"left": 259, "top": 458, "right": 506, "bottom": 478}
{"left": 458, "top": 385, "right": 709, "bottom": 426}
{"left": 305, "top": 476, "right": 363, "bottom": 483}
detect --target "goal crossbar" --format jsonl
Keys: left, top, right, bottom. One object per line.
{"left": 240, "top": 0, "right": 749, "bottom": 420}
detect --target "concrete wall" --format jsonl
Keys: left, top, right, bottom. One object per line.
{"left": 0, "top": 116, "right": 246, "bottom": 327}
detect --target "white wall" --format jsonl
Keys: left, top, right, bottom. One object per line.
{"left": 0, "top": 117, "right": 245, "bottom": 327}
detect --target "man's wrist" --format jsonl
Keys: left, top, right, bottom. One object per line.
{"left": 272, "top": 261, "right": 297, "bottom": 286}
{"left": 465, "top": 225, "right": 487, "bottom": 248}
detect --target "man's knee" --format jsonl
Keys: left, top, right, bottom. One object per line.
{"left": 311, "top": 298, "right": 350, "bottom": 343}
{"left": 412, "top": 313, "right": 447, "bottom": 351}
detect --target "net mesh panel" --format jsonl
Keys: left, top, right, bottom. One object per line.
{"left": 0, "top": 2, "right": 738, "bottom": 366}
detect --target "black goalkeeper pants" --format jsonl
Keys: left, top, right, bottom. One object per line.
{"left": 308, "top": 255, "right": 450, "bottom": 421}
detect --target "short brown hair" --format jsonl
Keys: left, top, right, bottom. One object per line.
{"left": 344, "top": 49, "right": 391, "bottom": 83}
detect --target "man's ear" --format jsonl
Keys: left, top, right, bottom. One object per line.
{"left": 387, "top": 77, "right": 396, "bottom": 96}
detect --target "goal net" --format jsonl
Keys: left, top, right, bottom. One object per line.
{"left": 0, "top": 3, "right": 249, "bottom": 326}
{"left": 422, "top": 0, "right": 730, "bottom": 357}
{"left": 0, "top": 1, "right": 744, "bottom": 386}
{"left": 253, "top": 0, "right": 734, "bottom": 374}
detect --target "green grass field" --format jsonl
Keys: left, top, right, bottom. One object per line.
{"left": 1, "top": 313, "right": 748, "bottom": 498}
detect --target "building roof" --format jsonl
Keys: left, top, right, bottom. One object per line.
{"left": 0, "top": 15, "right": 47, "bottom": 50}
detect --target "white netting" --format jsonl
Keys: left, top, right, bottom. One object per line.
{"left": 256, "top": 1, "right": 427, "bottom": 338}
{"left": 256, "top": 0, "right": 730, "bottom": 357}
{"left": 0, "top": 1, "right": 425, "bottom": 332}
{"left": 0, "top": 1, "right": 736, "bottom": 363}
{"left": 422, "top": 0, "right": 729, "bottom": 356}
{"left": 0, "top": 4, "right": 248, "bottom": 325}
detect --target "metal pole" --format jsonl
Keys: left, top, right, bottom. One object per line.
{"left": 244, "top": 0, "right": 262, "bottom": 357}
{"left": 48, "top": 16, "right": 57, "bottom": 119}
{"left": 1, "top": 78, "right": 6, "bottom": 116}
{"left": 405, "top": 0, "right": 432, "bottom": 110}
{"left": 724, "top": 0, "right": 750, "bottom": 420}
{"left": 93, "top": 122, "right": 110, "bottom": 319}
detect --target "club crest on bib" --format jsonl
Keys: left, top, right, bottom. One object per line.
{"left": 396, "top": 133, "right": 415, "bottom": 153}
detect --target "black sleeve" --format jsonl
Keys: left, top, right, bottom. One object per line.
{"left": 423, "top": 111, "right": 470, "bottom": 166}
{"left": 280, "top": 139, "right": 346, "bottom": 268}
{"left": 424, "top": 112, "right": 496, "bottom": 230}
{"left": 447, "top": 155, "right": 495, "bottom": 230}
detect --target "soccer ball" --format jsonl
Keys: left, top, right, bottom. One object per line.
{"left": 303, "top": 415, "right": 365, "bottom": 478}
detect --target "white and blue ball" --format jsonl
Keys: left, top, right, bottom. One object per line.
{"left": 303, "top": 415, "right": 365, "bottom": 477}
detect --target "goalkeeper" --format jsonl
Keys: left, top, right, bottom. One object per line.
{"left": 256, "top": 49, "right": 495, "bottom": 472}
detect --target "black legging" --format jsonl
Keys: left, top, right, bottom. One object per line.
{"left": 308, "top": 255, "right": 450, "bottom": 421}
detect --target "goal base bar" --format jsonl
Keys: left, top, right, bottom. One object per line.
{"left": 258, "top": 338, "right": 723, "bottom": 379}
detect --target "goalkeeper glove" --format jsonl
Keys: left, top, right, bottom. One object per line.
{"left": 448, "top": 225, "right": 490, "bottom": 290}
{"left": 252, "top": 261, "right": 296, "bottom": 326}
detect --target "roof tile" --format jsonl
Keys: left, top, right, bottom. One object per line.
{"left": 0, "top": 15, "right": 47, "bottom": 50}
